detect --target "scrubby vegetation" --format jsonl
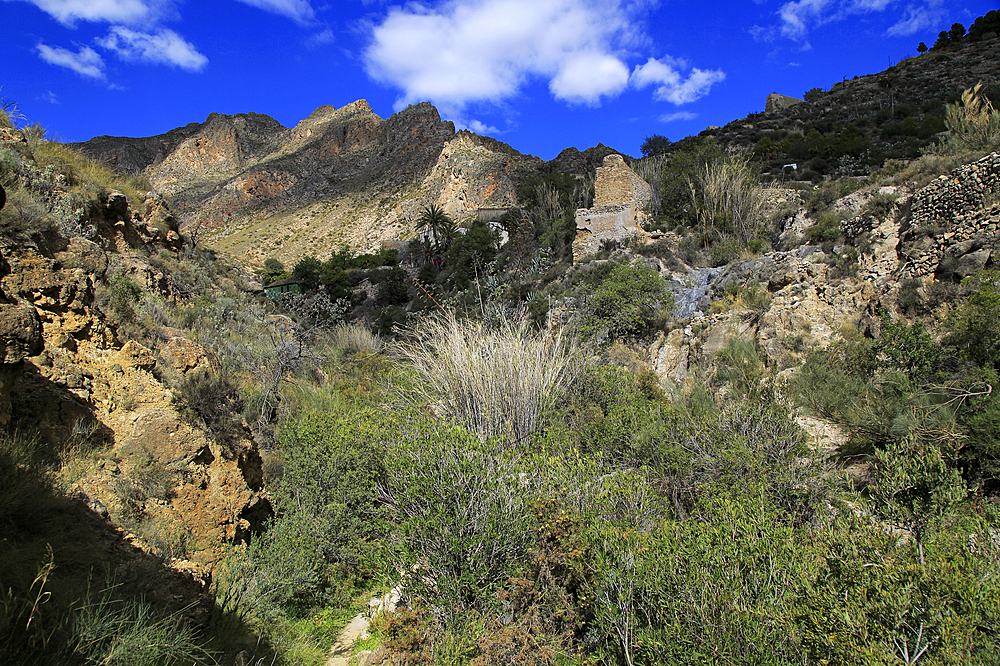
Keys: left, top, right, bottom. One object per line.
{"left": 4, "top": 30, "right": 1000, "bottom": 665}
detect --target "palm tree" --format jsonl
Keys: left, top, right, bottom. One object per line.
{"left": 415, "top": 204, "right": 453, "bottom": 255}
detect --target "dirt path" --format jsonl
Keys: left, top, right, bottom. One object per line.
{"left": 325, "top": 612, "right": 369, "bottom": 666}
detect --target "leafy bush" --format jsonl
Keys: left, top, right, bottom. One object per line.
{"left": 379, "top": 420, "right": 533, "bottom": 625}
{"left": 582, "top": 262, "right": 673, "bottom": 340}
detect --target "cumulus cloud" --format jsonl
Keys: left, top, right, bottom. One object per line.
{"left": 234, "top": 0, "right": 315, "bottom": 24}
{"left": 364, "top": 0, "right": 637, "bottom": 113}
{"left": 550, "top": 52, "right": 630, "bottom": 104}
{"left": 98, "top": 27, "right": 208, "bottom": 70}
{"left": 13, "top": 0, "right": 168, "bottom": 26}
{"left": 36, "top": 43, "right": 105, "bottom": 78}
{"left": 466, "top": 119, "right": 500, "bottom": 134}
{"left": 631, "top": 57, "right": 725, "bottom": 105}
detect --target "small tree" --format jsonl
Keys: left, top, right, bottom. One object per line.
{"left": 870, "top": 437, "right": 965, "bottom": 566}
{"left": 917, "top": 41, "right": 928, "bottom": 53}
{"left": 640, "top": 134, "right": 671, "bottom": 158}
{"left": 291, "top": 255, "right": 322, "bottom": 293}
{"left": 262, "top": 258, "right": 286, "bottom": 286}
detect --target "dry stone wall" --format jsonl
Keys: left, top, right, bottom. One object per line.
{"left": 895, "top": 152, "right": 1000, "bottom": 279}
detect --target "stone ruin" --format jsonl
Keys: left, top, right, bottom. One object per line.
{"left": 572, "top": 154, "right": 652, "bottom": 261}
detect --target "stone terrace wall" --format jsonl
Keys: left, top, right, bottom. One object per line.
{"left": 895, "top": 152, "right": 1000, "bottom": 279}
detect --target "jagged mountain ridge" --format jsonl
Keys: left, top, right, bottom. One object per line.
{"left": 73, "top": 101, "right": 611, "bottom": 265}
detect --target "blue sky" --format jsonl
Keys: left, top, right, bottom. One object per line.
{"left": 1, "top": 0, "right": 994, "bottom": 160}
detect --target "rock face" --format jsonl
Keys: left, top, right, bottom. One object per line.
{"left": 765, "top": 93, "right": 804, "bottom": 113}
{"left": 72, "top": 102, "right": 545, "bottom": 265}
{"left": 573, "top": 154, "right": 652, "bottom": 260}
{"left": 0, "top": 170, "right": 270, "bottom": 567}
{"left": 0, "top": 250, "right": 44, "bottom": 424}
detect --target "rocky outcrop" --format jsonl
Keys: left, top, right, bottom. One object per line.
{"left": 0, "top": 250, "right": 44, "bottom": 424}
{"left": 765, "top": 93, "right": 803, "bottom": 113}
{"left": 0, "top": 173, "right": 270, "bottom": 566}
{"left": 648, "top": 152, "right": 1000, "bottom": 387}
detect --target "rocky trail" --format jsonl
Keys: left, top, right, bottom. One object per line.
{"left": 325, "top": 612, "right": 370, "bottom": 666}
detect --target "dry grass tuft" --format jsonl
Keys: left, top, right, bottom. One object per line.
{"left": 393, "top": 313, "right": 582, "bottom": 444}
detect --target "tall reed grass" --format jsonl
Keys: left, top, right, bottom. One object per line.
{"left": 690, "top": 148, "right": 774, "bottom": 242}
{"left": 393, "top": 314, "right": 582, "bottom": 444}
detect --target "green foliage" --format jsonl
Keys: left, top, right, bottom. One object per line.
{"left": 870, "top": 437, "right": 966, "bottom": 560}
{"left": 70, "top": 585, "right": 213, "bottom": 666}
{"left": 947, "top": 270, "right": 1000, "bottom": 367}
{"left": 805, "top": 209, "right": 848, "bottom": 244}
{"left": 798, "top": 514, "right": 1000, "bottom": 665}
{"left": 582, "top": 262, "right": 672, "bottom": 340}
{"left": 292, "top": 255, "right": 323, "bottom": 293}
{"left": 640, "top": 134, "right": 671, "bottom": 157}
{"left": 804, "top": 86, "right": 824, "bottom": 102}
{"left": 415, "top": 203, "right": 454, "bottom": 254}
{"left": 374, "top": 267, "right": 410, "bottom": 307}
{"left": 941, "top": 83, "right": 1000, "bottom": 152}
{"left": 276, "top": 408, "right": 389, "bottom": 566}
{"left": 590, "top": 487, "right": 808, "bottom": 665}
{"left": 262, "top": 257, "right": 287, "bottom": 286}
{"left": 107, "top": 272, "right": 144, "bottom": 322}
{"left": 690, "top": 147, "right": 774, "bottom": 243}
{"left": 968, "top": 10, "right": 1000, "bottom": 41}
{"left": 438, "top": 221, "right": 498, "bottom": 291}
{"left": 380, "top": 420, "right": 533, "bottom": 625}
{"left": 645, "top": 137, "right": 726, "bottom": 226}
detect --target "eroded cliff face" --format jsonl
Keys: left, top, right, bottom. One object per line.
{"left": 0, "top": 188, "right": 269, "bottom": 570}
{"left": 73, "top": 102, "right": 541, "bottom": 265}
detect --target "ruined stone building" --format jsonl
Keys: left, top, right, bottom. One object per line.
{"left": 573, "top": 154, "right": 653, "bottom": 260}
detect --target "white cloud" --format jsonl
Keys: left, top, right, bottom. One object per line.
{"left": 234, "top": 0, "right": 315, "bottom": 24}
{"left": 772, "top": 0, "right": 921, "bottom": 41}
{"left": 466, "top": 119, "right": 500, "bottom": 134}
{"left": 550, "top": 52, "right": 630, "bottom": 104}
{"left": 98, "top": 27, "right": 207, "bottom": 70}
{"left": 886, "top": 4, "right": 946, "bottom": 36}
{"left": 40, "top": 90, "right": 59, "bottom": 104}
{"left": 658, "top": 111, "right": 697, "bottom": 122}
{"left": 364, "top": 0, "right": 637, "bottom": 113}
{"left": 36, "top": 43, "right": 105, "bottom": 78}
{"left": 306, "top": 28, "right": 335, "bottom": 47}
{"left": 631, "top": 57, "right": 725, "bottom": 105}
{"left": 13, "top": 0, "right": 167, "bottom": 26}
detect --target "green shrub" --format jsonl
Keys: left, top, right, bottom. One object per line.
{"left": 107, "top": 273, "right": 144, "bottom": 323}
{"left": 582, "top": 262, "right": 673, "bottom": 340}
{"left": 379, "top": 420, "right": 533, "bottom": 625}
